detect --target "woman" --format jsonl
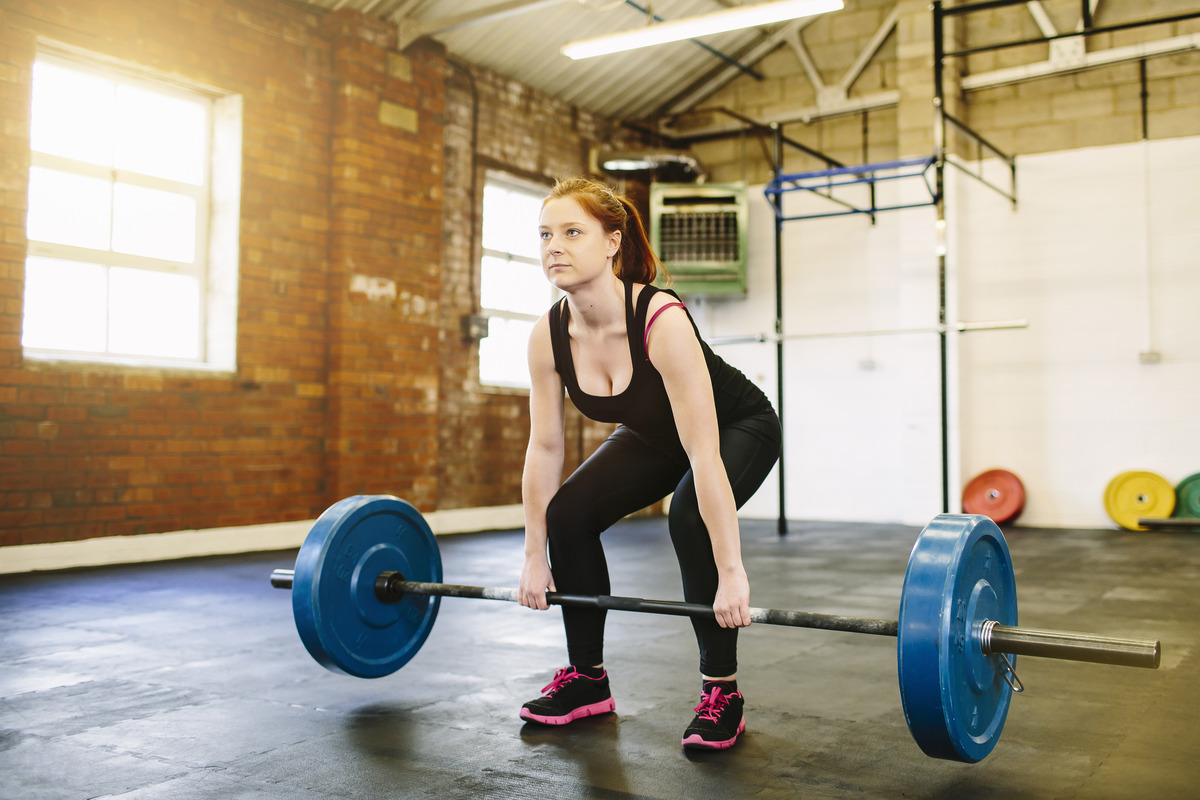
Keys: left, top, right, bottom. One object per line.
{"left": 517, "top": 177, "right": 780, "bottom": 750}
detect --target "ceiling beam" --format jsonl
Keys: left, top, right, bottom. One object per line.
{"left": 664, "top": 18, "right": 814, "bottom": 116}
{"left": 962, "top": 32, "right": 1200, "bottom": 90}
{"left": 659, "top": 89, "right": 899, "bottom": 141}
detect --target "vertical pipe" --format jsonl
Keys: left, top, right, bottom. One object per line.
{"left": 863, "top": 110, "right": 877, "bottom": 225}
{"left": 1139, "top": 59, "right": 1149, "bottom": 140}
{"left": 771, "top": 123, "right": 788, "bottom": 535}
{"left": 933, "top": 1, "right": 950, "bottom": 514}
{"left": 861, "top": 110, "right": 869, "bottom": 164}
{"left": 1138, "top": 59, "right": 1156, "bottom": 361}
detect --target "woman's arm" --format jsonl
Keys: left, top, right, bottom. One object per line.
{"left": 519, "top": 311, "right": 566, "bottom": 610}
{"left": 645, "top": 297, "right": 751, "bottom": 629}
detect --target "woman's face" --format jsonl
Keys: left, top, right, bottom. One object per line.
{"left": 538, "top": 196, "right": 621, "bottom": 291}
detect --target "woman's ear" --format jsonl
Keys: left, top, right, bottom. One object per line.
{"left": 607, "top": 229, "right": 622, "bottom": 257}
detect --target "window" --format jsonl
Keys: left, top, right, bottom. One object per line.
{"left": 22, "top": 51, "right": 241, "bottom": 370}
{"left": 478, "top": 174, "right": 554, "bottom": 389}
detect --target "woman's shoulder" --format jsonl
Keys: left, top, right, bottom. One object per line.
{"left": 632, "top": 282, "right": 685, "bottom": 315}
{"left": 533, "top": 305, "right": 558, "bottom": 336}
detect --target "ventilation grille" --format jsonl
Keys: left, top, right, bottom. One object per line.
{"left": 650, "top": 183, "right": 748, "bottom": 297}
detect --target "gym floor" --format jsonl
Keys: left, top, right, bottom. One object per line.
{"left": 2, "top": 517, "right": 1196, "bottom": 800}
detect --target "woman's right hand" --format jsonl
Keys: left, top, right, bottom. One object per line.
{"left": 519, "top": 554, "right": 555, "bottom": 610}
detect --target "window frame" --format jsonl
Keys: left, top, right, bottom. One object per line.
{"left": 22, "top": 46, "right": 240, "bottom": 373}
{"left": 477, "top": 172, "right": 554, "bottom": 391}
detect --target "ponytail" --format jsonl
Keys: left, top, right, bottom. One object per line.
{"left": 614, "top": 195, "right": 668, "bottom": 286}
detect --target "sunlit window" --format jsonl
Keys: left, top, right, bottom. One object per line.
{"left": 23, "top": 52, "right": 239, "bottom": 368}
{"left": 478, "top": 174, "right": 555, "bottom": 389}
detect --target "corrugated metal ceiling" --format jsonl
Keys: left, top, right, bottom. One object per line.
{"left": 296, "top": 0, "right": 790, "bottom": 121}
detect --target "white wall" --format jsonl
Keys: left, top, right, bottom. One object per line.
{"left": 695, "top": 136, "right": 1200, "bottom": 529}
{"left": 690, "top": 176, "right": 947, "bottom": 526}
{"left": 956, "top": 137, "right": 1200, "bottom": 528}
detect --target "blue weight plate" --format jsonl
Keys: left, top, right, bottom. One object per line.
{"left": 897, "top": 514, "right": 1017, "bottom": 762}
{"left": 291, "top": 495, "right": 442, "bottom": 678}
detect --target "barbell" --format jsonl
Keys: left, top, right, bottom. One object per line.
{"left": 269, "top": 494, "right": 1160, "bottom": 763}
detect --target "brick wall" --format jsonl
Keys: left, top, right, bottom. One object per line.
{"left": 0, "top": 0, "right": 655, "bottom": 548}
{"left": 322, "top": 11, "right": 446, "bottom": 509}
{"left": 1, "top": 0, "right": 334, "bottom": 546}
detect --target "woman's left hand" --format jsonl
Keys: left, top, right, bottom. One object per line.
{"left": 713, "top": 569, "right": 752, "bottom": 628}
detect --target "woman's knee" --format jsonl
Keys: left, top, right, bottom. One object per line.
{"left": 545, "top": 487, "right": 589, "bottom": 548}
{"left": 667, "top": 487, "right": 704, "bottom": 544}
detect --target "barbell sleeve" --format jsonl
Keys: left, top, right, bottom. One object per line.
{"left": 981, "top": 621, "right": 1160, "bottom": 669}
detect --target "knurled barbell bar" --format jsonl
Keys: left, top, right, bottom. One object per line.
{"left": 270, "top": 495, "right": 1161, "bottom": 763}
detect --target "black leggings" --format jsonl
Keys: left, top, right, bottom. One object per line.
{"left": 545, "top": 412, "right": 781, "bottom": 677}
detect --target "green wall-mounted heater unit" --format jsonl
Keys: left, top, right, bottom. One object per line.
{"left": 650, "top": 182, "right": 748, "bottom": 297}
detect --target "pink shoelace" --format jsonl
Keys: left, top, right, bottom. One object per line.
{"left": 540, "top": 666, "right": 583, "bottom": 696}
{"left": 693, "top": 686, "right": 736, "bottom": 722}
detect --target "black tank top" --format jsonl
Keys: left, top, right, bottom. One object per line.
{"left": 548, "top": 281, "right": 775, "bottom": 454}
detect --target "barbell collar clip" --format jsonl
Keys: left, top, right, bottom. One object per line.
{"left": 998, "top": 652, "right": 1024, "bottom": 694}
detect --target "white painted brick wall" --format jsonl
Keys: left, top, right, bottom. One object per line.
{"left": 956, "top": 136, "right": 1200, "bottom": 528}
{"left": 698, "top": 136, "right": 1199, "bottom": 529}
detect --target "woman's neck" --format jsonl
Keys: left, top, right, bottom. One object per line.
{"left": 565, "top": 273, "right": 626, "bottom": 331}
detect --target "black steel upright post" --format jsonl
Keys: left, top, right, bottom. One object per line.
{"left": 1139, "top": 59, "right": 1149, "bottom": 140}
{"left": 771, "top": 123, "right": 787, "bottom": 535}
{"left": 933, "top": 1, "right": 950, "bottom": 514}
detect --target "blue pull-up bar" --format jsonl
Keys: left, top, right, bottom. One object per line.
{"left": 763, "top": 155, "right": 938, "bottom": 222}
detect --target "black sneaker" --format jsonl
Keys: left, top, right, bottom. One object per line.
{"left": 681, "top": 684, "right": 745, "bottom": 749}
{"left": 519, "top": 666, "right": 615, "bottom": 725}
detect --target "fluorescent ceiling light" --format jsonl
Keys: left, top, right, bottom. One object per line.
{"left": 561, "top": 0, "right": 844, "bottom": 60}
